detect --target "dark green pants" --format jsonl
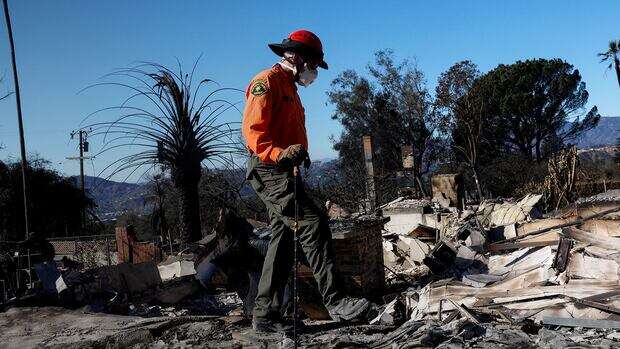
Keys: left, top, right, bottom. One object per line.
{"left": 246, "top": 155, "right": 341, "bottom": 320}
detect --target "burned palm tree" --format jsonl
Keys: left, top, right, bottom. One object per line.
{"left": 84, "top": 62, "right": 243, "bottom": 243}
{"left": 598, "top": 40, "right": 620, "bottom": 88}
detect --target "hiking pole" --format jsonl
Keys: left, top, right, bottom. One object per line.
{"left": 292, "top": 165, "right": 300, "bottom": 349}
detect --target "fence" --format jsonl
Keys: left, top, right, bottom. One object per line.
{"left": 1, "top": 232, "right": 178, "bottom": 305}
{"left": 49, "top": 234, "right": 117, "bottom": 269}
{"left": 0, "top": 243, "right": 49, "bottom": 303}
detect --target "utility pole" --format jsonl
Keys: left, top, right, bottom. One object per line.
{"left": 68, "top": 129, "right": 91, "bottom": 230}
{"left": 68, "top": 130, "right": 91, "bottom": 197}
{"left": 3, "top": 0, "right": 30, "bottom": 238}
{"left": 78, "top": 130, "right": 85, "bottom": 195}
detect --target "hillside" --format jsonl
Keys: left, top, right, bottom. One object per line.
{"left": 72, "top": 176, "right": 149, "bottom": 221}
{"left": 573, "top": 116, "right": 619, "bottom": 148}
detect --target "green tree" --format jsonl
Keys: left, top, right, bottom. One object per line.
{"left": 435, "top": 61, "right": 486, "bottom": 199}
{"left": 472, "top": 59, "right": 600, "bottom": 162}
{"left": 0, "top": 157, "right": 92, "bottom": 241}
{"left": 85, "top": 63, "right": 242, "bottom": 243}
{"left": 327, "top": 50, "right": 440, "bottom": 203}
{"left": 451, "top": 59, "right": 600, "bottom": 197}
{"left": 598, "top": 40, "right": 620, "bottom": 88}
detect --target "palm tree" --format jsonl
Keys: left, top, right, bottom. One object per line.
{"left": 84, "top": 62, "right": 243, "bottom": 243}
{"left": 598, "top": 40, "right": 620, "bottom": 88}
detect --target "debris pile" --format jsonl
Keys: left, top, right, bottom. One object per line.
{"left": 375, "top": 189, "right": 620, "bottom": 347}
{"left": 1, "top": 189, "right": 620, "bottom": 348}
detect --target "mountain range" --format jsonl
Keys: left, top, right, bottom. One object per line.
{"left": 76, "top": 176, "right": 149, "bottom": 221}
{"left": 572, "top": 116, "right": 619, "bottom": 148}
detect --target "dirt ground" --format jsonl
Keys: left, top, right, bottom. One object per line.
{"left": 2, "top": 306, "right": 620, "bottom": 348}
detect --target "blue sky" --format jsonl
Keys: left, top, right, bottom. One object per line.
{"left": 0, "top": 0, "right": 618, "bottom": 181}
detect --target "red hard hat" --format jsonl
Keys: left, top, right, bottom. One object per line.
{"left": 268, "top": 30, "right": 328, "bottom": 69}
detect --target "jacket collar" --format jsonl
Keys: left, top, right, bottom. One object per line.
{"left": 272, "top": 63, "right": 297, "bottom": 88}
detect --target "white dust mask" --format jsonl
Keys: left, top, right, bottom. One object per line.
{"left": 279, "top": 52, "right": 318, "bottom": 87}
{"left": 298, "top": 63, "right": 318, "bottom": 87}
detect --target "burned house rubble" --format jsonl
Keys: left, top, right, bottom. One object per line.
{"left": 1, "top": 187, "right": 620, "bottom": 348}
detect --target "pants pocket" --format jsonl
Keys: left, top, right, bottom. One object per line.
{"left": 257, "top": 170, "right": 295, "bottom": 218}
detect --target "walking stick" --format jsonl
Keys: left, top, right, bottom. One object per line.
{"left": 292, "top": 165, "right": 300, "bottom": 348}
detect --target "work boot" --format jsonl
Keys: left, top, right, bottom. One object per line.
{"left": 327, "top": 296, "right": 371, "bottom": 322}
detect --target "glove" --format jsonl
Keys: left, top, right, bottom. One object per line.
{"left": 277, "top": 144, "right": 308, "bottom": 167}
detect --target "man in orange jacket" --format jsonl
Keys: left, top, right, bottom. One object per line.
{"left": 242, "top": 30, "right": 371, "bottom": 335}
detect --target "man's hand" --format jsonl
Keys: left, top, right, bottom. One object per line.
{"left": 277, "top": 144, "right": 308, "bottom": 167}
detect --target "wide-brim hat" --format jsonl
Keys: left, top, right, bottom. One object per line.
{"left": 268, "top": 30, "right": 328, "bottom": 70}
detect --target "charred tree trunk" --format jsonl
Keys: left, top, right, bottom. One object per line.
{"left": 615, "top": 57, "right": 620, "bottom": 88}
{"left": 172, "top": 161, "right": 202, "bottom": 243}
{"left": 471, "top": 166, "right": 483, "bottom": 201}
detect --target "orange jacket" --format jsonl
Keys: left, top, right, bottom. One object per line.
{"left": 242, "top": 64, "right": 308, "bottom": 163}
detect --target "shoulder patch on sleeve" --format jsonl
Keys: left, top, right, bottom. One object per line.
{"left": 250, "top": 79, "right": 269, "bottom": 96}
